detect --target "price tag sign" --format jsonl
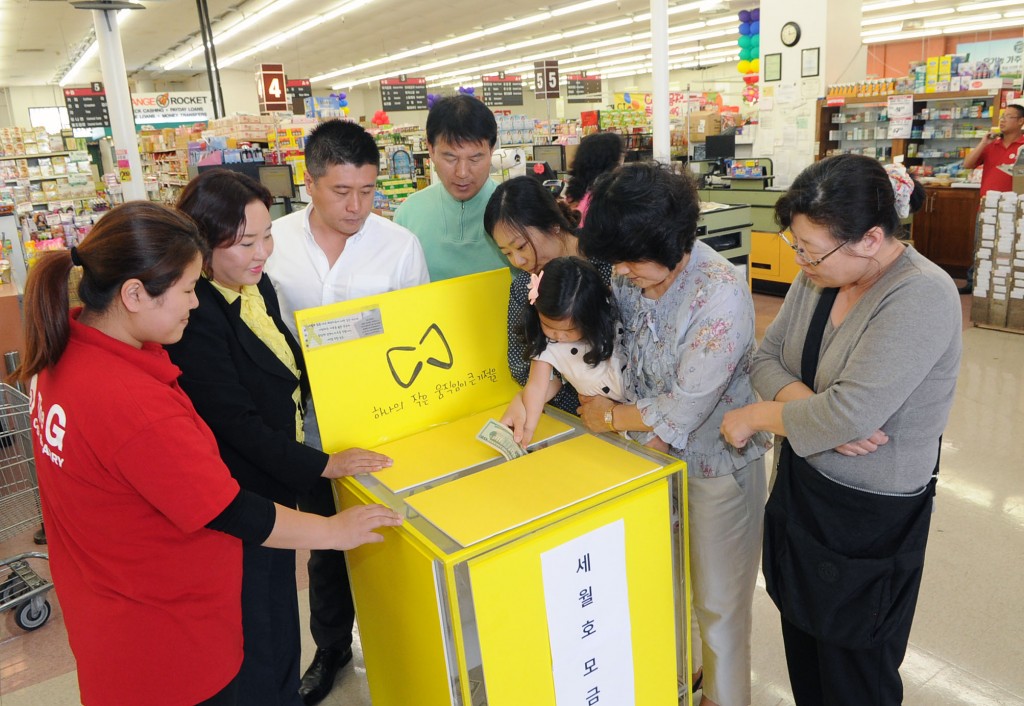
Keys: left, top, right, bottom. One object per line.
{"left": 534, "top": 60, "right": 560, "bottom": 99}
{"left": 286, "top": 78, "right": 313, "bottom": 115}
{"left": 63, "top": 82, "right": 110, "bottom": 129}
{"left": 482, "top": 73, "right": 524, "bottom": 107}
{"left": 256, "top": 63, "right": 288, "bottom": 114}
{"left": 380, "top": 76, "right": 428, "bottom": 112}
{"left": 567, "top": 73, "right": 602, "bottom": 104}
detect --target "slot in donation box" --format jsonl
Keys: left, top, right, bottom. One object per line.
{"left": 295, "top": 268, "right": 693, "bottom": 706}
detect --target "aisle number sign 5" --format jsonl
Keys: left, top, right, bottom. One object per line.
{"left": 534, "top": 60, "right": 560, "bottom": 99}
{"left": 257, "top": 63, "right": 288, "bottom": 115}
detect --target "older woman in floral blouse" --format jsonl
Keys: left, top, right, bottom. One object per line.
{"left": 577, "top": 163, "right": 769, "bottom": 706}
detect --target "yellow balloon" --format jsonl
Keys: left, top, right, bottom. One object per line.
{"left": 343, "top": 106, "right": 350, "bottom": 115}
{"left": 737, "top": 60, "right": 751, "bottom": 74}
{"left": 750, "top": 58, "right": 760, "bottom": 73}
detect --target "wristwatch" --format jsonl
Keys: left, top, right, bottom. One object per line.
{"left": 604, "top": 406, "right": 616, "bottom": 431}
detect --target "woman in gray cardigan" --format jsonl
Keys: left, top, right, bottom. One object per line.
{"left": 722, "top": 154, "right": 962, "bottom": 706}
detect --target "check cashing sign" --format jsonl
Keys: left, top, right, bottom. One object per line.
{"left": 295, "top": 268, "right": 521, "bottom": 452}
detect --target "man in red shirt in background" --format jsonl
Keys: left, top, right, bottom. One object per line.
{"left": 961, "top": 103, "right": 1024, "bottom": 293}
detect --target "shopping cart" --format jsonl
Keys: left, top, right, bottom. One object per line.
{"left": 0, "top": 382, "right": 52, "bottom": 631}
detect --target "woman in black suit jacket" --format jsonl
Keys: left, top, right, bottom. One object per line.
{"left": 167, "top": 169, "right": 391, "bottom": 706}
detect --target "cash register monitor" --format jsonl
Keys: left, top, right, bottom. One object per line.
{"left": 258, "top": 165, "right": 295, "bottom": 199}
{"left": 704, "top": 134, "right": 735, "bottom": 162}
{"left": 533, "top": 144, "right": 565, "bottom": 172}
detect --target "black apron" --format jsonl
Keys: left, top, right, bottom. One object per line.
{"left": 762, "top": 287, "right": 937, "bottom": 650}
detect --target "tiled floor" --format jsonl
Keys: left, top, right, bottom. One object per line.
{"left": 2, "top": 292, "right": 1022, "bottom": 705}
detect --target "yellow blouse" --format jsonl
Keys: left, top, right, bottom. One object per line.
{"left": 209, "top": 279, "right": 305, "bottom": 443}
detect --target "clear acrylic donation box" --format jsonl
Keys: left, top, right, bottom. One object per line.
{"left": 295, "top": 269, "right": 693, "bottom": 706}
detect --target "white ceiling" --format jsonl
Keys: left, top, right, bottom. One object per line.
{"left": 2, "top": 0, "right": 1023, "bottom": 91}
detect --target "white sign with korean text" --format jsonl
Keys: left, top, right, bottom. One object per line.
{"left": 541, "top": 519, "right": 634, "bottom": 706}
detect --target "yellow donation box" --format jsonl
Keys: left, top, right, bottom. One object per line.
{"left": 295, "top": 269, "right": 692, "bottom": 706}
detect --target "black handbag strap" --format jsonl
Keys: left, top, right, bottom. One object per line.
{"left": 800, "top": 287, "right": 839, "bottom": 388}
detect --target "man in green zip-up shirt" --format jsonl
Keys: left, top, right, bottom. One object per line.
{"left": 395, "top": 95, "right": 509, "bottom": 281}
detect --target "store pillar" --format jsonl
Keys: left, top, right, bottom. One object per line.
{"left": 91, "top": 9, "right": 145, "bottom": 201}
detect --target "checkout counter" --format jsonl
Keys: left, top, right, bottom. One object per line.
{"left": 694, "top": 158, "right": 799, "bottom": 295}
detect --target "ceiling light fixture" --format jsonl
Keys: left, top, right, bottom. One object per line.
{"left": 861, "top": 28, "right": 935, "bottom": 42}
{"left": 861, "top": 7, "right": 954, "bottom": 24}
{"left": 923, "top": 12, "right": 1002, "bottom": 26}
{"left": 955, "top": 0, "right": 1024, "bottom": 11}
{"left": 58, "top": 8, "right": 133, "bottom": 87}
{"left": 162, "top": 0, "right": 298, "bottom": 70}
{"left": 943, "top": 16, "right": 1024, "bottom": 30}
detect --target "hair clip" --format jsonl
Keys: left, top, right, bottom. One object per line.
{"left": 527, "top": 271, "right": 544, "bottom": 305}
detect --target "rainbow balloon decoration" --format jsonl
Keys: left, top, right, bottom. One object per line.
{"left": 736, "top": 7, "right": 760, "bottom": 104}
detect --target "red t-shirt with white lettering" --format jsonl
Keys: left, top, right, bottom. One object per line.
{"left": 32, "top": 312, "right": 243, "bottom": 705}
{"left": 975, "top": 134, "right": 1024, "bottom": 195}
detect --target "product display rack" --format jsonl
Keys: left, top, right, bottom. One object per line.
{"left": 816, "top": 90, "right": 1001, "bottom": 167}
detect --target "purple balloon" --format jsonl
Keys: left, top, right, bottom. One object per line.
{"left": 739, "top": 22, "right": 751, "bottom": 35}
{"left": 751, "top": 20, "right": 760, "bottom": 34}
{"left": 738, "top": 9, "right": 751, "bottom": 22}
{"left": 751, "top": 8, "right": 760, "bottom": 21}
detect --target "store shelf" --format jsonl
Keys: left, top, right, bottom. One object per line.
{"left": 0, "top": 151, "right": 71, "bottom": 161}
{"left": 4, "top": 175, "right": 71, "bottom": 184}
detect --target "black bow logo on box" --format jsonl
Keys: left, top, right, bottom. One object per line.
{"left": 386, "top": 323, "right": 454, "bottom": 388}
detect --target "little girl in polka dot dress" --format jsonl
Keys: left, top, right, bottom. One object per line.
{"left": 519, "top": 256, "right": 626, "bottom": 446}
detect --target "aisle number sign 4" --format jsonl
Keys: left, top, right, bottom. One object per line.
{"left": 257, "top": 63, "right": 288, "bottom": 115}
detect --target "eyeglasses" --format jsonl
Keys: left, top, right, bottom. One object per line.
{"left": 778, "top": 229, "right": 846, "bottom": 267}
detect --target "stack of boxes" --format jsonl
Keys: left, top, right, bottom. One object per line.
{"left": 304, "top": 96, "right": 347, "bottom": 120}
{"left": 203, "top": 115, "right": 277, "bottom": 144}
{"left": 496, "top": 114, "right": 535, "bottom": 147}
{"left": 972, "top": 191, "right": 1024, "bottom": 330}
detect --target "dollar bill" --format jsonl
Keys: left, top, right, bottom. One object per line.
{"left": 476, "top": 418, "right": 527, "bottom": 461}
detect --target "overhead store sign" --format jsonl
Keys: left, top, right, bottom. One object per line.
{"left": 380, "top": 76, "right": 428, "bottom": 112}
{"left": 257, "top": 63, "right": 288, "bottom": 114}
{"left": 567, "top": 74, "right": 602, "bottom": 104}
{"left": 534, "top": 60, "right": 560, "bottom": 99}
{"left": 957, "top": 39, "right": 1023, "bottom": 79}
{"left": 482, "top": 73, "right": 524, "bottom": 107}
{"left": 286, "top": 78, "right": 312, "bottom": 115}
{"left": 131, "top": 92, "right": 213, "bottom": 126}
{"left": 63, "top": 83, "right": 110, "bottom": 129}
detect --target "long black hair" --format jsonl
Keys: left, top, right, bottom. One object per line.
{"left": 522, "top": 257, "right": 618, "bottom": 367}
{"left": 565, "top": 132, "right": 625, "bottom": 203}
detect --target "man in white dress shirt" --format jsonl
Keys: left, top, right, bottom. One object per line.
{"left": 266, "top": 119, "right": 428, "bottom": 705}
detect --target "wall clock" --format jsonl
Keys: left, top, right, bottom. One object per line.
{"left": 781, "top": 21, "right": 801, "bottom": 47}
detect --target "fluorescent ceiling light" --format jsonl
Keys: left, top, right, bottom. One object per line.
{"left": 862, "top": 0, "right": 912, "bottom": 11}
{"left": 861, "top": 28, "right": 935, "bottom": 42}
{"left": 706, "top": 15, "right": 740, "bottom": 26}
{"left": 551, "top": 0, "right": 617, "bottom": 16}
{"left": 317, "top": 8, "right": 633, "bottom": 84}
{"left": 163, "top": 0, "right": 297, "bottom": 70}
{"left": 862, "top": 7, "right": 954, "bottom": 24}
{"left": 218, "top": 0, "right": 374, "bottom": 69}
{"left": 943, "top": 16, "right": 1024, "bottom": 30}
{"left": 956, "top": 0, "right": 1024, "bottom": 10}
{"left": 332, "top": 19, "right": 735, "bottom": 89}
{"left": 860, "top": 24, "right": 906, "bottom": 35}
{"left": 924, "top": 12, "right": 1002, "bottom": 26}
{"left": 59, "top": 8, "right": 133, "bottom": 86}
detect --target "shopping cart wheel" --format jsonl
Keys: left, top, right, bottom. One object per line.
{"left": 14, "top": 599, "right": 50, "bottom": 631}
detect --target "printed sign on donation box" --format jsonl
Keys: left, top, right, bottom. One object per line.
{"left": 294, "top": 269, "right": 521, "bottom": 451}
{"left": 256, "top": 63, "right": 288, "bottom": 114}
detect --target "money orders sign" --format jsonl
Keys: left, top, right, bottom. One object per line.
{"left": 541, "top": 519, "right": 635, "bottom": 706}
{"left": 294, "top": 269, "right": 522, "bottom": 452}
